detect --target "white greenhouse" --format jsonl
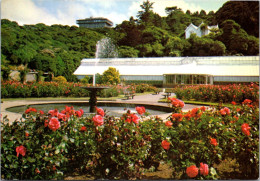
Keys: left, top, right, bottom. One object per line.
{"left": 73, "top": 56, "right": 259, "bottom": 87}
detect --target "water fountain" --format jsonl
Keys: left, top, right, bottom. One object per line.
{"left": 81, "top": 38, "right": 118, "bottom": 113}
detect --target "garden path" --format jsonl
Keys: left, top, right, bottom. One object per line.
{"left": 119, "top": 92, "right": 202, "bottom": 120}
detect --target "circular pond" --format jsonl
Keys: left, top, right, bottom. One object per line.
{"left": 6, "top": 102, "right": 172, "bottom": 117}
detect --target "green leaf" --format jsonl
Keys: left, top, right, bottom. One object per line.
{"left": 28, "top": 157, "right": 36, "bottom": 163}
{"left": 210, "top": 167, "right": 217, "bottom": 176}
{"left": 55, "top": 149, "right": 60, "bottom": 154}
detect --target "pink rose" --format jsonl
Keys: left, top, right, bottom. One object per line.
{"left": 16, "top": 145, "right": 26, "bottom": 157}
{"left": 93, "top": 115, "right": 104, "bottom": 126}
{"left": 48, "top": 118, "right": 61, "bottom": 131}
{"left": 58, "top": 113, "right": 67, "bottom": 121}
{"left": 48, "top": 109, "right": 59, "bottom": 117}
{"left": 200, "top": 163, "right": 209, "bottom": 176}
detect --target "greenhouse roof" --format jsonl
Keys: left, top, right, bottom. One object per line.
{"left": 73, "top": 56, "right": 259, "bottom": 77}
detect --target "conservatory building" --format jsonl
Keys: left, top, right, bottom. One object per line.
{"left": 73, "top": 56, "right": 259, "bottom": 87}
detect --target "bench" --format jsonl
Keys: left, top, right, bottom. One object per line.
{"left": 124, "top": 93, "right": 135, "bottom": 100}
{"left": 162, "top": 92, "right": 171, "bottom": 99}
{"left": 154, "top": 91, "right": 160, "bottom": 95}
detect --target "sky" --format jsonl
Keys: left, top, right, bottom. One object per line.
{"left": 1, "top": 0, "right": 228, "bottom": 27}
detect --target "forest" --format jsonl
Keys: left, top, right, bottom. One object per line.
{"left": 1, "top": 0, "right": 259, "bottom": 81}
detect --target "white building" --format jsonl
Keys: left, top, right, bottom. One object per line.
{"left": 185, "top": 22, "right": 219, "bottom": 39}
{"left": 73, "top": 56, "right": 259, "bottom": 87}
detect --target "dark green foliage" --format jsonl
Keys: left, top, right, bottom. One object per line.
{"left": 1, "top": 0, "right": 259, "bottom": 80}
{"left": 215, "top": 1, "right": 259, "bottom": 37}
{"left": 215, "top": 20, "right": 259, "bottom": 55}
{"left": 1, "top": 19, "right": 104, "bottom": 81}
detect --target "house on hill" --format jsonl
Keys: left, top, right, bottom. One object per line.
{"left": 76, "top": 17, "right": 113, "bottom": 28}
{"left": 185, "top": 22, "right": 218, "bottom": 39}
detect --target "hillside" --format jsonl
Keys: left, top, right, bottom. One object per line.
{"left": 1, "top": 0, "right": 259, "bottom": 82}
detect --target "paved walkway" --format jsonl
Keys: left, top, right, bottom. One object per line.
{"left": 1, "top": 92, "right": 201, "bottom": 123}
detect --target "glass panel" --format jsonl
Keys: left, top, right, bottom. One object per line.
{"left": 176, "top": 75, "right": 181, "bottom": 84}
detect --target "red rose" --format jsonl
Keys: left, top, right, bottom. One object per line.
{"left": 186, "top": 165, "right": 199, "bottom": 178}
{"left": 131, "top": 114, "right": 139, "bottom": 124}
{"left": 136, "top": 106, "right": 146, "bottom": 115}
{"left": 172, "top": 113, "right": 183, "bottom": 122}
{"left": 210, "top": 138, "right": 218, "bottom": 146}
{"left": 231, "top": 101, "right": 236, "bottom": 105}
{"left": 190, "top": 108, "right": 202, "bottom": 119}
{"left": 52, "top": 165, "right": 56, "bottom": 171}
{"left": 220, "top": 107, "right": 230, "bottom": 116}
{"left": 25, "top": 107, "right": 37, "bottom": 114}
{"left": 161, "top": 140, "right": 170, "bottom": 150}
{"left": 58, "top": 113, "right": 67, "bottom": 121}
{"left": 184, "top": 113, "right": 191, "bottom": 120}
{"left": 242, "top": 99, "right": 252, "bottom": 105}
{"left": 48, "top": 118, "right": 61, "bottom": 131}
{"left": 241, "top": 123, "right": 251, "bottom": 136}
{"left": 44, "top": 119, "right": 49, "bottom": 127}
{"left": 168, "top": 98, "right": 185, "bottom": 108}
{"left": 35, "top": 168, "right": 40, "bottom": 174}
{"left": 25, "top": 132, "right": 29, "bottom": 137}
{"left": 199, "top": 163, "right": 209, "bottom": 176}
{"left": 75, "top": 109, "right": 84, "bottom": 117}
{"left": 80, "top": 126, "right": 87, "bottom": 132}
{"left": 48, "top": 109, "right": 59, "bottom": 117}
{"left": 39, "top": 110, "right": 44, "bottom": 115}
{"left": 165, "top": 121, "right": 173, "bottom": 127}
{"left": 16, "top": 145, "right": 26, "bottom": 157}
{"left": 95, "top": 107, "right": 105, "bottom": 117}
{"left": 93, "top": 115, "right": 104, "bottom": 126}
{"left": 200, "top": 106, "right": 206, "bottom": 112}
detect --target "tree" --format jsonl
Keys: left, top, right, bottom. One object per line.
{"left": 137, "top": 0, "right": 155, "bottom": 25}
{"left": 199, "top": 10, "right": 207, "bottom": 18}
{"left": 183, "top": 34, "right": 226, "bottom": 56}
{"left": 216, "top": 20, "right": 259, "bottom": 55}
{"left": 215, "top": 1, "right": 259, "bottom": 37}
{"left": 165, "top": 6, "right": 182, "bottom": 15}
{"left": 101, "top": 67, "right": 120, "bottom": 85}
{"left": 165, "top": 36, "right": 185, "bottom": 56}
{"left": 118, "top": 46, "right": 139, "bottom": 58}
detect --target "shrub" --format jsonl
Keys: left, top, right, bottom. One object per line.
{"left": 52, "top": 76, "right": 67, "bottom": 83}
{"left": 80, "top": 76, "right": 90, "bottom": 84}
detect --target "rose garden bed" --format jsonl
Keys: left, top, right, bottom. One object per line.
{"left": 1, "top": 96, "right": 259, "bottom": 180}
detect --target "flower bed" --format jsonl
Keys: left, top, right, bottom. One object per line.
{"left": 1, "top": 99, "right": 259, "bottom": 180}
{"left": 172, "top": 83, "right": 259, "bottom": 104}
{"left": 1, "top": 81, "right": 157, "bottom": 98}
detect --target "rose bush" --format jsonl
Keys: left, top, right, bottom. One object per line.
{"left": 1, "top": 98, "right": 259, "bottom": 179}
{"left": 173, "top": 83, "right": 259, "bottom": 104}
{"left": 1, "top": 81, "right": 157, "bottom": 98}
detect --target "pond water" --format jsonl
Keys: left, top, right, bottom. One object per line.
{"left": 7, "top": 102, "right": 172, "bottom": 117}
